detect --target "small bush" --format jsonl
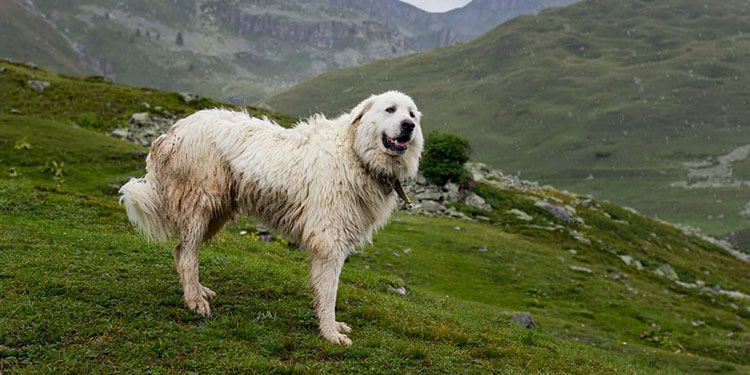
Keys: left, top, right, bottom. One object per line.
{"left": 76, "top": 112, "right": 106, "bottom": 131}
{"left": 14, "top": 136, "right": 31, "bottom": 150}
{"left": 39, "top": 160, "right": 66, "bottom": 181}
{"left": 420, "top": 131, "right": 471, "bottom": 185}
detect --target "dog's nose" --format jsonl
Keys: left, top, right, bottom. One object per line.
{"left": 401, "top": 120, "right": 415, "bottom": 132}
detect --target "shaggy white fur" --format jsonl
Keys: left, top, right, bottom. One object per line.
{"left": 119, "top": 91, "right": 423, "bottom": 345}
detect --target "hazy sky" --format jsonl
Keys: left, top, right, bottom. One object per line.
{"left": 400, "top": 0, "right": 472, "bottom": 13}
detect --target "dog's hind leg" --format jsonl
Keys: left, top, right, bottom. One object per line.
{"left": 173, "top": 222, "right": 212, "bottom": 316}
{"left": 173, "top": 208, "right": 233, "bottom": 316}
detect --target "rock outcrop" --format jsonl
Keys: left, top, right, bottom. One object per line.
{"left": 398, "top": 161, "right": 750, "bottom": 266}
{"left": 110, "top": 111, "right": 176, "bottom": 147}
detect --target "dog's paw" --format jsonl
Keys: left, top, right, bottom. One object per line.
{"left": 199, "top": 284, "right": 216, "bottom": 300}
{"left": 186, "top": 297, "right": 211, "bottom": 316}
{"left": 336, "top": 321, "right": 352, "bottom": 334}
{"left": 322, "top": 330, "right": 352, "bottom": 346}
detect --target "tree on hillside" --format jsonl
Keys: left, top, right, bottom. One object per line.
{"left": 420, "top": 131, "right": 471, "bottom": 186}
{"left": 175, "top": 31, "right": 184, "bottom": 46}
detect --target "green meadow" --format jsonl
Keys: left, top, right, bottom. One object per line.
{"left": 1, "top": 59, "right": 749, "bottom": 373}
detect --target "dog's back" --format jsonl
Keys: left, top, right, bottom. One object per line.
{"left": 120, "top": 109, "right": 318, "bottom": 243}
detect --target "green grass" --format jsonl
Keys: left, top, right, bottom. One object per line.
{"left": 1, "top": 68, "right": 750, "bottom": 373}
{"left": 0, "top": 59, "right": 297, "bottom": 133}
{"left": 262, "top": 0, "right": 750, "bottom": 238}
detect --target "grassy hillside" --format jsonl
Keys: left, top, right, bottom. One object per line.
{"left": 0, "top": 59, "right": 296, "bottom": 133}
{"left": 262, "top": 0, "right": 750, "bottom": 239}
{"left": 2, "top": 59, "right": 750, "bottom": 373}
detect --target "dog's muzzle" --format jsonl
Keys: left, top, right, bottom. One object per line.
{"left": 382, "top": 120, "right": 415, "bottom": 154}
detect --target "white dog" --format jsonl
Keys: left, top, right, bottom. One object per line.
{"left": 119, "top": 91, "right": 423, "bottom": 345}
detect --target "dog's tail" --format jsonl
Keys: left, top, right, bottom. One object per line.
{"left": 119, "top": 177, "right": 172, "bottom": 242}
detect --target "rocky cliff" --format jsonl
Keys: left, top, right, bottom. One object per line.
{"left": 3, "top": 0, "right": 578, "bottom": 102}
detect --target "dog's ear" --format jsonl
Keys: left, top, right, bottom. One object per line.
{"left": 350, "top": 99, "right": 374, "bottom": 127}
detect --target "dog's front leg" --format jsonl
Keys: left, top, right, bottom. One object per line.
{"left": 309, "top": 251, "right": 352, "bottom": 345}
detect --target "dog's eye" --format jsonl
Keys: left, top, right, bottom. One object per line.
{"left": 409, "top": 111, "right": 415, "bottom": 118}
{"left": 385, "top": 106, "right": 396, "bottom": 114}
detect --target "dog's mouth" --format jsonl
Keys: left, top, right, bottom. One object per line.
{"left": 382, "top": 134, "right": 410, "bottom": 154}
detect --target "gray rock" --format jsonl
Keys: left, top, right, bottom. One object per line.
{"left": 511, "top": 312, "right": 538, "bottom": 329}
{"left": 579, "top": 199, "right": 595, "bottom": 208}
{"left": 110, "top": 127, "right": 129, "bottom": 139}
{"left": 445, "top": 207, "right": 474, "bottom": 221}
{"left": 180, "top": 92, "right": 202, "bottom": 102}
{"left": 259, "top": 234, "right": 274, "bottom": 242}
{"left": 0, "top": 66, "right": 6, "bottom": 73}
{"left": 508, "top": 209, "right": 533, "bottom": 221}
{"left": 619, "top": 255, "right": 644, "bottom": 270}
{"left": 465, "top": 193, "right": 492, "bottom": 211}
{"left": 10, "top": 108, "right": 22, "bottom": 114}
{"left": 741, "top": 202, "right": 750, "bottom": 219}
{"left": 421, "top": 200, "right": 443, "bottom": 214}
{"left": 619, "top": 255, "right": 634, "bottom": 266}
{"left": 130, "top": 112, "right": 151, "bottom": 124}
{"left": 477, "top": 246, "right": 488, "bottom": 252}
{"left": 119, "top": 112, "right": 176, "bottom": 146}
{"left": 28, "top": 80, "right": 50, "bottom": 92}
{"left": 415, "top": 190, "right": 442, "bottom": 202}
{"left": 389, "top": 286, "right": 407, "bottom": 295}
{"left": 466, "top": 163, "right": 487, "bottom": 181}
{"left": 569, "top": 230, "right": 591, "bottom": 245}
{"left": 535, "top": 200, "right": 574, "bottom": 223}
{"left": 443, "top": 182, "right": 459, "bottom": 193}
{"left": 569, "top": 265, "right": 592, "bottom": 273}
{"left": 442, "top": 182, "right": 460, "bottom": 201}
{"left": 653, "top": 264, "right": 679, "bottom": 281}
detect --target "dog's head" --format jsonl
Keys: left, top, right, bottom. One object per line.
{"left": 350, "top": 91, "right": 423, "bottom": 180}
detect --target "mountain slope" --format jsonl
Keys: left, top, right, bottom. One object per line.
{"left": 0, "top": 0, "right": 90, "bottom": 75}
{"left": 1, "top": 59, "right": 750, "bottom": 374}
{"left": 439, "top": 0, "right": 578, "bottom": 43}
{"left": 1, "top": 0, "right": 577, "bottom": 103}
{"left": 0, "top": 59, "right": 295, "bottom": 135}
{"left": 262, "top": 0, "right": 750, "bottom": 239}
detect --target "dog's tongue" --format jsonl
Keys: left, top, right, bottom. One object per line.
{"left": 394, "top": 140, "right": 408, "bottom": 147}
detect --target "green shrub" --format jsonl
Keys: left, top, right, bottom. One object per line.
{"left": 76, "top": 112, "right": 106, "bottom": 131}
{"left": 420, "top": 131, "right": 471, "bottom": 185}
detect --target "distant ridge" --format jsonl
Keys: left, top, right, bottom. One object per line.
{"left": 0, "top": 0, "right": 577, "bottom": 103}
